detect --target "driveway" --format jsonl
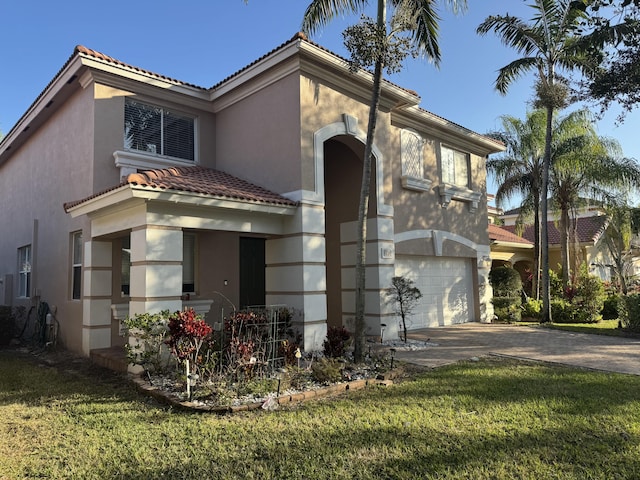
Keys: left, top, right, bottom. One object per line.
{"left": 397, "top": 323, "right": 640, "bottom": 376}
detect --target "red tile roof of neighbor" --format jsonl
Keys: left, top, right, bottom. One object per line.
{"left": 501, "top": 215, "right": 608, "bottom": 245}
{"left": 488, "top": 224, "right": 533, "bottom": 245}
{"left": 64, "top": 166, "right": 298, "bottom": 211}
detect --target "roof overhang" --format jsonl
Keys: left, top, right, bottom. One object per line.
{"left": 65, "top": 184, "right": 298, "bottom": 218}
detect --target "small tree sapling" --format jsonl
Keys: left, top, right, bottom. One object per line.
{"left": 385, "top": 276, "right": 422, "bottom": 343}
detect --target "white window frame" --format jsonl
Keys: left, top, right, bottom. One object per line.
{"left": 124, "top": 99, "right": 196, "bottom": 162}
{"left": 438, "top": 145, "right": 481, "bottom": 212}
{"left": 400, "top": 129, "right": 432, "bottom": 192}
{"left": 441, "top": 145, "right": 470, "bottom": 188}
{"left": 18, "top": 245, "right": 31, "bottom": 298}
{"left": 71, "top": 232, "right": 83, "bottom": 300}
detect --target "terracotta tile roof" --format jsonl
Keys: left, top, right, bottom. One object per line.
{"left": 488, "top": 224, "right": 533, "bottom": 245}
{"left": 64, "top": 165, "right": 298, "bottom": 211}
{"left": 75, "top": 46, "right": 206, "bottom": 90}
{"left": 502, "top": 215, "right": 608, "bottom": 245}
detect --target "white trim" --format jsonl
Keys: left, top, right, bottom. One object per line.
{"left": 313, "top": 115, "right": 393, "bottom": 216}
{"left": 114, "top": 150, "right": 196, "bottom": 180}
{"left": 395, "top": 229, "right": 489, "bottom": 259}
{"left": 438, "top": 184, "right": 482, "bottom": 212}
{"left": 66, "top": 184, "right": 297, "bottom": 218}
{"left": 401, "top": 175, "right": 432, "bottom": 192}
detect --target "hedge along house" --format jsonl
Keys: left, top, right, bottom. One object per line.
{"left": 0, "top": 33, "right": 504, "bottom": 362}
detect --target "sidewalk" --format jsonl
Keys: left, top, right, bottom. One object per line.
{"left": 396, "top": 323, "right": 640, "bottom": 376}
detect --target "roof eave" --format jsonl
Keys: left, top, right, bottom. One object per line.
{"left": 65, "top": 184, "right": 298, "bottom": 218}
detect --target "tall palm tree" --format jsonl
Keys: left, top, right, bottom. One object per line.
{"left": 488, "top": 110, "right": 546, "bottom": 299}
{"left": 478, "top": 0, "right": 593, "bottom": 323}
{"left": 302, "top": 0, "right": 466, "bottom": 360}
{"left": 549, "top": 109, "right": 640, "bottom": 288}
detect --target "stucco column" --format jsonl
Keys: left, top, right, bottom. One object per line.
{"left": 128, "top": 225, "right": 183, "bottom": 317}
{"left": 82, "top": 240, "right": 113, "bottom": 355}
{"left": 477, "top": 246, "right": 494, "bottom": 323}
{"left": 340, "top": 217, "right": 397, "bottom": 340}
{"left": 265, "top": 203, "right": 327, "bottom": 351}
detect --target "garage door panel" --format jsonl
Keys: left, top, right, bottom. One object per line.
{"left": 395, "top": 256, "right": 473, "bottom": 329}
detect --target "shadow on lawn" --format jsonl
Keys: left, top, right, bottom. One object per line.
{"left": 3, "top": 348, "right": 640, "bottom": 479}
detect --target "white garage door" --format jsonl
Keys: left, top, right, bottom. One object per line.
{"left": 395, "top": 256, "right": 474, "bottom": 329}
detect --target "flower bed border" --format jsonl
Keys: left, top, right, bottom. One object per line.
{"left": 130, "top": 371, "right": 399, "bottom": 414}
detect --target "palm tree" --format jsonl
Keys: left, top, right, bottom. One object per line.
{"left": 549, "top": 109, "right": 640, "bottom": 288}
{"left": 302, "top": 0, "right": 466, "bottom": 360}
{"left": 600, "top": 202, "right": 638, "bottom": 295}
{"left": 488, "top": 110, "right": 546, "bottom": 299}
{"left": 478, "top": 0, "right": 594, "bottom": 323}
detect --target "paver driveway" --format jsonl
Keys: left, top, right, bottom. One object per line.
{"left": 397, "top": 323, "right": 640, "bottom": 375}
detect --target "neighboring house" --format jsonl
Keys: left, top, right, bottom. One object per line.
{"left": 0, "top": 33, "right": 504, "bottom": 361}
{"left": 499, "top": 205, "right": 614, "bottom": 282}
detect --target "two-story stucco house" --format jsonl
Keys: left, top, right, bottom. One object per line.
{"left": 0, "top": 33, "right": 504, "bottom": 361}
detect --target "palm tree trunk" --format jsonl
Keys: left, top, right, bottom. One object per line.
{"left": 354, "top": 0, "right": 386, "bottom": 362}
{"left": 560, "top": 206, "right": 571, "bottom": 289}
{"left": 540, "top": 104, "right": 553, "bottom": 323}
{"left": 533, "top": 191, "right": 541, "bottom": 300}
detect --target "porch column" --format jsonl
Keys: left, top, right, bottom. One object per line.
{"left": 129, "top": 226, "right": 183, "bottom": 317}
{"left": 82, "top": 240, "right": 113, "bottom": 355}
{"left": 477, "top": 246, "right": 494, "bottom": 323}
{"left": 265, "top": 203, "right": 327, "bottom": 351}
{"left": 340, "top": 217, "right": 397, "bottom": 340}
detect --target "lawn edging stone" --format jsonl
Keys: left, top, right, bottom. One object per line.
{"left": 130, "top": 370, "right": 399, "bottom": 414}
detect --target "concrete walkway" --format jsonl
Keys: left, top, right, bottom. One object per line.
{"left": 396, "top": 323, "right": 640, "bottom": 376}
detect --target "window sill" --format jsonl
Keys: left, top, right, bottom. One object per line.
{"left": 401, "top": 175, "right": 432, "bottom": 192}
{"left": 438, "top": 184, "right": 481, "bottom": 212}
{"left": 114, "top": 150, "right": 195, "bottom": 180}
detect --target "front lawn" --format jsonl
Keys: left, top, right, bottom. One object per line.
{"left": 1, "top": 350, "right": 639, "bottom": 479}
{"left": 542, "top": 319, "right": 635, "bottom": 337}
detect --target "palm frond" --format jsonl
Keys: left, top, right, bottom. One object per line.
{"left": 301, "top": 0, "right": 368, "bottom": 36}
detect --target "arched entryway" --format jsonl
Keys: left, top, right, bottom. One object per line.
{"left": 323, "top": 135, "right": 377, "bottom": 328}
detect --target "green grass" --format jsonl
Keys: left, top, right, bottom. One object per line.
{"left": 541, "top": 319, "right": 637, "bottom": 337}
{"left": 2, "top": 351, "right": 640, "bottom": 479}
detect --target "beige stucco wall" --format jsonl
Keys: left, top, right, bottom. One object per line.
{"left": 214, "top": 72, "right": 302, "bottom": 194}
{"left": 299, "top": 73, "right": 393, "bottom": 199}
{"left": 390, "top": 133, "right": 490, "bottom": 254}
{"left": 0, "top": 86, "right": 95, "bottom": 352}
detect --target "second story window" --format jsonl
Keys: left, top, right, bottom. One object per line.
{"left": 400, "top": 129, "right": 431, "bottom": 192}
{"left": 401, "top": 129, "right": 424, "bottom": 179}
{"left": 124, "top": 99, "right": 195, "bottom": 161}
{"left": 441, "top": 146, "right": 469, "bottom": 188}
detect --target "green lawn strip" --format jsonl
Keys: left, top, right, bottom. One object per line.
{"left": 540, "top": 319, "right": 639, "bottom": 337}
{"left": 1, "top": 353, "right": 639, "bottom": 479}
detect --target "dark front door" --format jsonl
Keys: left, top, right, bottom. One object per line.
{"left": 239, "top": 237, "right": 265, "bottom": 308}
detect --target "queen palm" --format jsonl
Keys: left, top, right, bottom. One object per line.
{"left": 478, "top": 0, "right": 594, "bottom": 323}
{"left": 549, "top": 109, "right": 640, "bottom": 289}
{"left": 302, "top": 0, "right": 466, "bottom": 360}
{"left": 488, "top": 110, "right": 546, "bottom": 299}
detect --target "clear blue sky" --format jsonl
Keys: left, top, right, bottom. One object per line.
{"left": 2, "top": 0, "right": 638, "bottom": 208}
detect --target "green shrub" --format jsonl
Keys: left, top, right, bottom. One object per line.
{"left": 549, "top": 269, "right": 564, "bottom": 299}
{"left": 491, "top": 296, "right": 522, "bottom": 322}
{"left": 619, "top": 294, "right": 640, "bottom": 333}
{"left": 122, "top": 311, "right": 170, "bottom": 372}
{"left": 571, "top": 266, "right": 605, "bottom": 324}
{"left": 323, "top": 326, "right": 352, "bottom": 358}
{"left": 489, "top": 267, "right": 522, "bottom": 322}
{"left": 602, "top": 294, "right": 621, "bottom": 320}
{"left": 311, "top": 357, "right": 343, "bottom": 384}
{"left": 522, "top": 298, "right": 542, "bottom": 319}
{"left": 489, "top": 267, "right": 522, "bottom": 297}
{"left": 551, "top": 299, "right": 575, "bottom": 323}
